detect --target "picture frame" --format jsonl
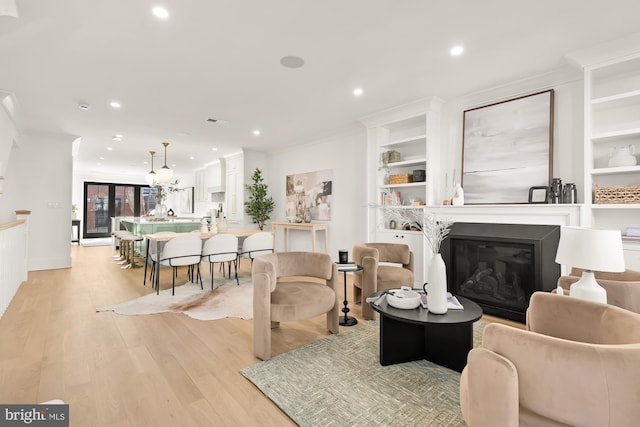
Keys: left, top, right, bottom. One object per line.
{"left": 462, "top": 89, "right": 554, "bottom": 204}
{"left": 180, "top": 186, "right": 194, "bottom": 214}
{"left": 285, "top": 169, "right": 333, "bottom": 220}
{"left": 528, "top": 186, "right": 550, "bottom": 204}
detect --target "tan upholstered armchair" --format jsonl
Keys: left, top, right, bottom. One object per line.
{"left": 252, "top": 251, "right": 340, "bottom": 361}
{"left": 352, "top": 243, "right": 414, "bottom": 320}
{"left": 460, "top": 292, "right": 640, "bottom": 427}
{"left": 557, "top": 267, "right": 640, "bottom": 313}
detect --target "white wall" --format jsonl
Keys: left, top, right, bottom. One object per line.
{"left": 2, "top": 132, "right": 75, "bottom": 270}
{"left": 440, "top": 65, "right": 585, "bottom": 201}
{"left": 266, "top": 127, "right": 368, "bottom": 260}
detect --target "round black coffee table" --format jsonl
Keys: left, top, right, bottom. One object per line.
{"left": 369, "top": 291, "right": 482, "bottom": 372}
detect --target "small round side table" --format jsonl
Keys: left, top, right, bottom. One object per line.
{"left": 337, "top": 263, "right": 363, "bottom": 326}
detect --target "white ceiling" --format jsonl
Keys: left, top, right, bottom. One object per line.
{"left": 1, "top": 0, "right": 640, "bottom": 177}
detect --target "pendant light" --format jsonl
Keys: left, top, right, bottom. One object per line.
{"left": 145, "top": 151, "right": 158, "bottom": 186}
{"left": 157, "top": 141, "right": 174, "bottom": 184}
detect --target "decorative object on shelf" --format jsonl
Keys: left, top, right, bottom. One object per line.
{"left": 389, "top": 174, "right": 413, "bottom": 184}
{"left": 594, "top": 185, "right": 640, "bottom": 204}
{"left": 528, "top": 186, "right": 550, "bottom": 204}
{"left": 156, "top": 204, "right": 168, "bottom": 219}
{"left": 245, "top": 168, "right": 275, "bottom": 230}
{"left": 555, "top": 226, "right": 625, "bottom": 303}
{"left": 71, "top": 204, "right": 78, "bottom": 219}
{"left": 303, "top": 208, "right": 312, "bottom": 223}
{"left": 451, "top": 183, "right": 464, "bottom": 206}
{"left": 383, "top": 168, "right": 390, "bottom": 185}
{"left": 563, "top": 183, "right": 577, "bottom": 204}
{"left": 462, "top": 90, "right": 554, "bottom": 204}
{"left": 426, "top": 252, "right": 448, "bottom": 314}
{"left": 389, "top": 219, "right": 396, "bottom": 229}
{"left": 608, "top": 145, "right": 637, "bottom": 167}
{"left": 167, "top": 208, "right": 174, "bottom": 216}
{"left": 157, "top": 142, "right": 174, "bottom": 184}
{"left": 145, "top": 150, "right": 158, "bottom": 186}
{"left": 413, "top": 169, "right": 426, "bottom": 182}
{"left": 549, "top": 177, "right": 563, "bottom": 203}
{"left": 381, "top": 150, "right": 401, "bottom": 166}
{"left": 200, "top": 217, "right": 209, "bottom": 233}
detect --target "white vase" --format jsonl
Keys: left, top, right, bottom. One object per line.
{"left": 427, "top": 253, "right": 448, "bottom": 314}
{"left": 452, "top": 184, "right": 464, "bottom": 206}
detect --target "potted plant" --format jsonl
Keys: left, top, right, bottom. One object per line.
{"left": 244, "top": 168, "right": 275, "bottom": 230}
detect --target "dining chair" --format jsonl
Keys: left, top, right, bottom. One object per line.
{"left": 146, "top": 231, "right": 177, "bottom": 287}
{"left": 238, "top": 232, "right": 274, "bottom": 268}
{"left": 201, "top": 234, "right": 239, "bottom": 289}
{"left": 157, "top": 234, "right": 203, "bottom": 295}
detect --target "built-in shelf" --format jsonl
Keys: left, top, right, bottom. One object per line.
{"left": 379, "top": 182, "right": 426, "bottom": 189}
{"left": 385, "top": 158, "right": 426, "bottom": 167}
{"left": 591, "top": 204, "right": 640, "bottom": 209}
{"left": 591, "top": 127, "right": 640, "bottom": 141}
{"left": 380, "top": 134, "right": 427, "bottom": 148}
{"left": 591, "top": 89, "right": 640, "bottom": 105}
{"left": 591, "top": 165, "right": 640, "bottom": 175}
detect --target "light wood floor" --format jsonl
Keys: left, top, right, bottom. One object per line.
{"left": 0, "top": 244, "right": 522, "bottom": 426}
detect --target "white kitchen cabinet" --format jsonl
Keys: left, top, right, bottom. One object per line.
{"left": 206, "top": 159, "right": 226, "bottom": 193}
{"left": 194, "top": 168, "right": 208, "bottom": 202}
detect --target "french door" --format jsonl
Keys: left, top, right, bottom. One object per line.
{"left": 83, "top": 182, "right": 149, "bottom": 238}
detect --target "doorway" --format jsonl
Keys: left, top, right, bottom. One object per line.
{"left": 83, "top": 182, "right": 149, "bottom": 238}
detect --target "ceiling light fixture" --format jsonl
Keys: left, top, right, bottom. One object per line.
{"left": 253, "top": 130, "right": 261, "bottom": 136}
{"left": 152, "top": 6, "right": 169, "bottom": 20}
{"left": 211, "top": 147, "right": 218, "bottom": 151}
{"left": 450, "top": 45, "right": 464, "bottom": 56}
{"left": 353, "top": 88, "right": 364, "bottom": 96}
{"left": 146, "top": 151, "right": 158, "bottom": 186}
{"left": 157, "top": 142, "right": 174, "bottom": 184}
{"left": 109, "top": 101, "right": 121, "bottom": 109}
{"left": 112, "top": 134, "right": 123, "bottom": 141}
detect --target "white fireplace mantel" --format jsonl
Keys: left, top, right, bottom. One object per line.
{"left": 424, "top": 204, "right": 584, "bottom": 227}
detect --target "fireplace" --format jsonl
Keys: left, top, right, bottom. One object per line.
{"left": 441, "top": 223, "right": 560, "bottom": 323}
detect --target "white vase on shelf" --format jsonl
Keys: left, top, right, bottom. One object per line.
{"left": 426, "top": 252, "right": 448, "bottom": 314}
{"left": 452, "top": 184, "right": 464, "bottom": 206}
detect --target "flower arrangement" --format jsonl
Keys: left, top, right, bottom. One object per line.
{"left": 154, "top": 179, "right": 182, "bottom": 204}
{"left": 376, "top": 206, "right": 453, "bottom": 254}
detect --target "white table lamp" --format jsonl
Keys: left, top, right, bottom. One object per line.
{"left": 555, "top": 226, "right": 625, "bottom": 303}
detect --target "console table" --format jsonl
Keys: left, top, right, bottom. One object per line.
{"left": 271, "top": 221, "right": 328, "bottom": 253}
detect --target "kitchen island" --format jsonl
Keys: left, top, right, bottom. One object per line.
{"left": 118, "top": 217, "right": 202, "bottom": 256}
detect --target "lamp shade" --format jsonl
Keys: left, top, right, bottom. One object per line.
{"left": 555, "top": 226, "right": 625, "bottom": 272}
{"left": 157, "top": 166, "right": 173, "bottom": 184}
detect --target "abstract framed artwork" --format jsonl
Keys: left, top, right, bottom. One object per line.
{"left": 285, "top": 169, "right": 333, "bottom": 220}
{"left": 180, "top": 186, "right": 194, "bottom": 214}
{"left": 462, "top": 89, "right": 554, "bottom": 204}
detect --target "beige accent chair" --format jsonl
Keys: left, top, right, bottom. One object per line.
{"left": 252, "top": 251, "right": 340, "bottom": 361}
{"left": 460, "top": 291, "right": 640, "bottom": 427}
{"left": 352, "top": 243, "right": 414, "bottom": 320}
{"left": 557, "top": 268, "right": 640, "bottom": 313}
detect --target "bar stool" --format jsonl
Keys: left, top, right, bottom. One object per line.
{"left": 120, "top": 233, "right": 144, "bottom": 269}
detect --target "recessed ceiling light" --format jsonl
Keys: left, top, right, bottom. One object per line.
{"left": 189, "top": 156, "right": 195, "bottom": 160}
{"left": 109, "top": 101, "right": 121, "bottom": 109}
{"left": 152, "top": 6, "right": 169, "bottom": 20}
{"left": 99, "top": 157, "right": 105, "bottom": 160}
{"left": 450, "top": 45, "right": 464, "bottom": 56}
{"left": 211, "top": 147, "right": 218, "bottom": 151}
{"left": 353, "top": 88, "right": 364, "bottom": 96}
{"left": 253, "top": 130, "right": 261, "bottom": 136}
{"left": 280, "top": 55, "right": 305, "bottom": 69}
{"left": 112, "top": 134, "right": 123, "bottom": 141}
{"left": 106, "top": 147, "right": 113, "bottom": 151}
